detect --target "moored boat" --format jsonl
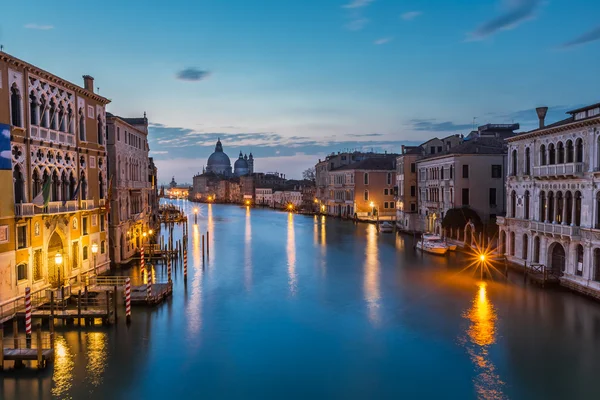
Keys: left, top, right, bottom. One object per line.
{"left": 379, "top": 221, "right": 394, "bottom": 233}
{"left": 416, "top": 233, "right": 449, "bottom": 255}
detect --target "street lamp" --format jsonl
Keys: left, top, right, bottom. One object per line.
{"left": 194, "top": 207, "right": 198, "bottom": 224}
{"left": 91, "top": 243, "right": 98, "bottom": 276}
{"left": 55, "top": 251, "right": 63, "bottom": 288}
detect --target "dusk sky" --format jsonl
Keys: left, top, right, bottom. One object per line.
{"left": 2, "top": 0, "right": 599, "bottom": 183}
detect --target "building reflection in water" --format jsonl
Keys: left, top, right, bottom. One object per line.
{"left": 287, "top": 212, "right": 297, "bottom": 296}
{"left": 52, "top": 335, "right": 75, "bottom": 397}
{"left": 85, "top": 331, "right": 108, "bottom": 387}
{"left": 245, "top": 206, "right": 252, "bottom": 291}
{"left": 187, "top": 222, "right": 203, "bottom": 342}
{"left": 320, "top": 215, "right": 326, "bottom": 247}
{"left": 364, "top": 224, "right": 380, "bottom": 325}
{"left": 462, "top": 282, "right": 506, "bottom": 399}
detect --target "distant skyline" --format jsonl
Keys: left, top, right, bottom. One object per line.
{"left": 2, "top": 0, "right": 599, "bottom": 183}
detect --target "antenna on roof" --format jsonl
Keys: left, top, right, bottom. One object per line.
{"left": 472, "top": 117, "right": 477, "bottom": 131}
{"left": 0, "top": 45, "right": 3, "bottom": 52}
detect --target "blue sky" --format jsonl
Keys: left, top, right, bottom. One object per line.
{"left": 2, "top": 0, "right": 599, "bottom": 183}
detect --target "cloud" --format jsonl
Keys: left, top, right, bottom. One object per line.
{"left": 342, "top": 0, "right": 375, "bottom": 9}
{"left": 468, "top": 0, "right": 540, "bottom": 41}
{"left": 24, "top": 23, "right": 54, "bottom": 30}
{"left": 345, "top": 18, "right": 369, "bottom": 31}
{"left": 175, "top": 68, "right": 211, "bottom": 82}
{"left": 410, "top": 119, "right": 473, "bottom": 132}
{"left": 560, "top": 25, "right": 600, "bottom": 49}
{"left": 374, "top": 37, "right": 393, "bottom": 45}
{"left": 401, "top": 11, "right": 422, "bottom": 21}
{"left": 150, "top": 150, "right": 169, "bottom": 155}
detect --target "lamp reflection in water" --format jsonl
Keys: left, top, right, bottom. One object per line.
{"left": 462, "top": 282, "right": 505, "bottom": 399}
{"left": 364, "top": 224, "right": 380, "bottom": 325}
{"left": 244, "top": 206, "right": 252, "bottom": 291}
{"left": 287, "top": 212, "right": 297, "bottom": 296}
{"left": 52, "top": 336, "right": 74, "bottom": 397}
{"left": 207, "top": 203, "right": 214, "bottom": 264}
{"left": 187, "top": 222, "right": 203, "bottom": 342}
{"left": 85, "top": 332, "right": 108, "bottom": 387}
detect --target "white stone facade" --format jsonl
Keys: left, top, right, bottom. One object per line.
{"left": 499, "top": 104, "right": 600, "bottom": 298}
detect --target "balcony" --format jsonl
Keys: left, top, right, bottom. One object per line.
{"left": 99, "top": 199, "right": 106, "bottom": 207}
{"left": 81, "top": 200, "right": 95, "bottom": 210}
{"left": 532, "top": 162, "right": 584, "bottom": 179}
{"left": 15, "top": 200, "right": 78, "bottom": 217}
{"left": 496, "top": 216, "right": 505, "bottom": 226}
{"left": 31, "top": 126, "right": 76, "bottom": 146}
{"left": 530, "top": 221, "right": 581, "bottom": 238}
{"left": 424, "top": 201, "right": 441, "bottom": 209}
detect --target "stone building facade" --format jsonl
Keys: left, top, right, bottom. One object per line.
{"left": 0, "top": 52, "right": 110, "bottom": 302}
{"left": 499, "top": 104, "right": 600, "bottom": 298}
{"left": 106, "top": 113, "right": 153, "bottom": 265}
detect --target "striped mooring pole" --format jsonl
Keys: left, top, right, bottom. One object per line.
{"left": 140, "top": 245, "right": 145, "bottom": 277}
{"left": 25, "top": 287, "right": 32, "bottom": 336}
{"left": 183, "top": 250, "right": 188, "bottom": 281}
{"left": 167, "top": 256, "right": 172, "bottom": 283}
{"left": 125, "top": 278, "right": 131, "bottom": 324}
{"left": 146, "top": 268, "right": 153, "bottom": 300}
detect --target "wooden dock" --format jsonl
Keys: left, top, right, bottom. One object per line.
{"left": 130, "top": 283, "right": 173, "bottom": 306}
{"left": 1, "top": 324, "right": 54, "bottom": 370}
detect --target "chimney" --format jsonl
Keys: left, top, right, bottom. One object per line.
{"left": 83, "top": 75, "right": 94, "bottom": 93}
{"left": 536, "top": 107, "right": 548, "bottom": 129}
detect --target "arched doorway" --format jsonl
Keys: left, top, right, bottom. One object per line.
{"left": 549, "top": 242, "right": 565, "bottom": 275}
{"left": 47, "top": 231, "right": 65, "bottom": 288}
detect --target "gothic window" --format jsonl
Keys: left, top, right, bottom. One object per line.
{"left": 40, "top": 96, "right": 48, "bottom": 128}
{"left": 51, "top": 169, "right": 59, "bottom": 201}
{"left": 525, "top": 147, "right": 531, "bottom": 175}
{"left": 539, "top": 191, "right": 546, "bottom": 222}
{"left": 32, "top": 169, "right": 41, "bottom": 199}
{"left": 510, "top": 232, "right": 515, "bottom": 256}
{"left": 10, "top": 85, "right": 22, "bottom": 127}
{"left": 67, "top": 105, "right": 74, "bottom": 134}
{"left": 49, "top": 99, "right": 57, "bottom": 130}
{"left": 576, "top": 245, "right": 584, "bottom": 277}
{"left": 524, "top": 190, "right": 530, "bottom": 219}
{"left": 567, "top": 140, "right": 574, "bottom": 163}
{"left": 540, "top": 144, "right": 547, "bottom": 166}
{"left": 79, "top": 108, "right": 86, "bottom": 141}
{"left": 557, "top": 142, "right": 565, "bottom": 164}
{"left": 548, "top": 192, "right": 555, "bottom": 223}
{"left": 81, "top": 172, "right": 87, "bottom": 200}
{"left": 61, "top": 171, "right": 69, "bottom": 201}
{"left": 13, "top": 165, "right": 25, "bottom": 204}
{"left": 97, "top": 116, "right": 103, "bottom": 145}
{"left": 548, "top": 143, "right": 556, "bottom": 165}
{"left": 575, "top": 191, "right": 582, "bottom": 227}
{"left": 576, "top": 138, "right": 583, "bottom": 163}
{"left": 594, "top": 248, "right": 600, "bottom": 282}
{"left": 510, "top": 190, "right": 516, "bottom": 218}
{"left": 566, "top": 191, "right": 573, "bottom": 225}
{"left": 99, "top": 172, "right": 104, "bottom": 199}
{"left": 29, "top": 91, "right": 38, "bottom": 125}
{"left": 511, "top": 149, "right": 517, "bottom": 176}
{"left": 533, "top": 236, "right": 540, "bottom": 263}
{"left": 522, "top": 234, "right": 528, "bottom": 260}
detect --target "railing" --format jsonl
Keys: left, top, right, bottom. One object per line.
{"left": 89, "top": 276, "right": 130, "bottom": 287}
{"left": 15, "top": 203, "right": 36, "bottom": 217}
{"left": 533, "top": 162, "right": 584, "bottom": 178}
{"left": 496, "top": 216, "right": 506, "bottom": 226}
{"left": 81, "top": 200, "right": 95, "bottom": 210}
{"left": 530, "top": 221, "right": 581, "bottom": 237}
{"left": 15, "top": 201, "right": 78, "bottom": 217}
{"left": 0, "top": 286, "right": 50, "bottom": 323}
{"left": 424, "top": 201, "right": 441, "bottom": 208}
{"left": 99, "top": 199, "right": 106, "bottom": 207}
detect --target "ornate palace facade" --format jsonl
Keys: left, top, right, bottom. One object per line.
{"left": 0, "top": 51, "right": 110, "bottom": 303}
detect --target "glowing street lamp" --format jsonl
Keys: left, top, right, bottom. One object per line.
{"left": 245, "top": 200, "right": 251, "bottom": 206}
{"left": 91, "top": 243, "right": 98, "bottom": 276}
{"left": 55, "top": 251, "right": 63, "bottom": 288}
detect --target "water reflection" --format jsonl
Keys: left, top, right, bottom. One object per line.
{"left": 52, "top": 336, "right": 74, "bottom": 397}
{"left": 364, "top": 224, "right": 380, "bottom": 325}
{"left": 207, "top": 203, "right": 215, "bottom": 264}
{"left": 245, "top": 206, "right": 252, "bottom": 291}
{"left": 85, "top": 332, "right": 108, "bottom": 387}
{"left": 462, "top": 282, "right": 505, "bottom": 399}
{"left": 287, "top": 212, "right": 297, "bottom": 296}
{"left": 320, "top": 215, "right": 326, "bottom": 246}
{"left": 187, "top": 223, "right": 203, "bottom": 340}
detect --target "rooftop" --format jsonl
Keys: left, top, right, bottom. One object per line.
{"left": 333, "top": 156, "right": 396, "bottom": 171}
{"left": 420, "top": 137, "right": 505, "bottom": 160}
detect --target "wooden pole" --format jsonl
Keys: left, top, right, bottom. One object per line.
{"left": 50, "top": 291, "right": 55, "bottom": 319}
{"left": 105, "top": 290, "right": 110, "bottom": 325}
{"left": 78, "top": 289, "right": 82, "bottom": 323}
{"left": 125, "top": 278, "right": 131, "bottom": 324}
{"left": 49, "top": 317, "right": 55, "bottom": 350}
{"left": 202, "top": 234, "right": 205, "bottom": 261}
{"left": 13, "top": 318, "right": 18, "bottom": 349}
{"left": 207, "top": 231, "right": 209, "bottom": 255}
{"left": 113, "top": 285, "right": 118, "bottom": 323}
{"left": 36, "top": 324, "right": 43, "bottom": 369}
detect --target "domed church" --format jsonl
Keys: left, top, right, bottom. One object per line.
{"left": 205, "top": 139, "right": 254, "bottom": 177}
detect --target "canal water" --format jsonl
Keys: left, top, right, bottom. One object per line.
{"left": 3, "top": 201, "right": 600, "bottom": 399}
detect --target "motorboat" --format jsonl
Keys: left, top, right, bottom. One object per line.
{"left": 446, "top": 242, "right": 458, "bottom": 251}
{"left": 416, "top": 233, "right": 449, "bottom": 255}
{"left": 379, "top": 221, "right": 394, "bottom": 233}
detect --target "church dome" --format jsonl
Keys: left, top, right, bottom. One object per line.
{"left": 206, "top": 139, "right": 232, "bottom": 176}
{"left": 234, "top": 152, "right": 248, "bottom": 169}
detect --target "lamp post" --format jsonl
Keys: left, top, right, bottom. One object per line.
{"left": 194, "top": 208, "right": 198, "bottom": 224}
{"left": 91, "top": 243, "right": 98, "bottom": 276}
{"left": 148, "top": 229, "right": 154, "bottom": 260}
{"left": 55, "top": 251, "right": 63, "bottom": 289}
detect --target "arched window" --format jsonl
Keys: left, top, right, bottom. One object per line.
{"left": 510, "top": 232, "right": 515, "bottom": 256}
{"left": 450, "top": 165, "right": 453, "bottom": 179}
{"left": 81, "top": 172, "right": 87, "bottom": 200}
{"left": 522, "top": 234, "right": 528, "bottom": 260}
{"left": 67, "top": 105, "right": 74, "bottom": 134}
{"left": 364, "top": 190, "right": 368, "bottom": 201}
{"left": 49, "top": 99, "right": 57, "bottom": 130}
{"left": 99, "top": 172, "right": 104, "bottom": 199}
{"left": 540, "top": 144, "right": 547, "bottom": 166}
{"left": 594, "top": 248, "right": 600, "bottom": 282}
{"left": 566, "top": 140, "right": 574, "bottom": 163}
{"left": 59, "top": 104, "right": 66, "bottom": 132}
{"left": 566, "top": 191, "right": 573, "bottom": 225}
{"left": 500, "top": 231, "right": 506, "bottom": 254}
{"left": 29, "top": 91, "right": 38, "bottom": 125}
{"left": 511, "top": 149, "right": 518, "bottom": 176}
{"left": 575, "top": 191, "right": 582, "bottom": 226}
{"left": 539, "top": 191, "right": 546, "bottom": 222}
{"left": 596, "top": 192, "right": 600, "bottom": 229}
{"left": 576, "top": 245, "right": 584, "bottom": 277}
{"left": 557, "top": 142, "right": 564, "bottom": 164}
{"left": 69, "top": 172, "right": 76, "bottom": 200}
{"left": 364, "top": 173, "right": 369, "bottom": 185}
{"left": 549, "top": 143, "right": 556, "bottom": 165}
{"left": 51, "top": 169, "right": 59, "bottom": 201}
{"left": 32, "top": 169, "right": 41, "bottom": 199}
{"left": 10, "top": 85, "right": 22, "bottom": 127}
{"left": 533, "top": 236, "right": 540, "bottom": 263}
{"left": 576, "top": 138, "right": 583, "bottom": 163}
{"left": 61, "top": 171, "right": 68, "bottom": 201}
{"left": 548, "top": 191, "right": 555, "bottom": 223}
{"left": 40, "top": 96, "right": 48, "bottom": 128}
{"left": 97, "top": 116, "right": 103, "bottom": 145}
{"left": 510, "top": 190, "right": 516, "bottom": 218}
{"left": 79, "top": 108, "right": 86, "bottom": 141}
{"left": 13, "top": 165, "right": 25, "bottom": 204}
{"left": 556, "top": 191, "right": 563, "bottom": 224}
{"left": 524, "top": 190, "right": 530, "bottom": 219}
{"left": 525, "top": 147, "right": 531, "bottom": 175}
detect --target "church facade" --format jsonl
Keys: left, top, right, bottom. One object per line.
{"left": 205, "top": 139, "right": 253, "bottom": 177}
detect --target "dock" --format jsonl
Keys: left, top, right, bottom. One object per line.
{"left": 1, "top": 323, "right": 55, "bottom": 370}
{"left": 130, "top": 283, "right": 173, "bottom": 305}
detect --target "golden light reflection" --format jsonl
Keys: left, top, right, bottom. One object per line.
{"left": 364, "top": 224, "right": 380, "bottom": 325}
{"left": 245, "top": 206, "right": 252, "bottom": 291}
{"left": 461, "top": 282, "right": 505, "bottom": 399}
{"left": 287, "top": 212, "right": 297, "bottom": 296}
{"left": 313, "top": 215, "right": 318, "bottom": 246}
{"left": 320, "top": 215, "right": 326, "bottom": 247}
{"left": 85, "top": 332, "right": 108, "bottom": 387}
{"left": 207, "top": 203, "right": 215, "bottom": 264}
{"left": 187, "top": 222, "right": 203, "bottom": 341}
{"left": 52, "top": 336, "right": 74, "bottom": 397}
